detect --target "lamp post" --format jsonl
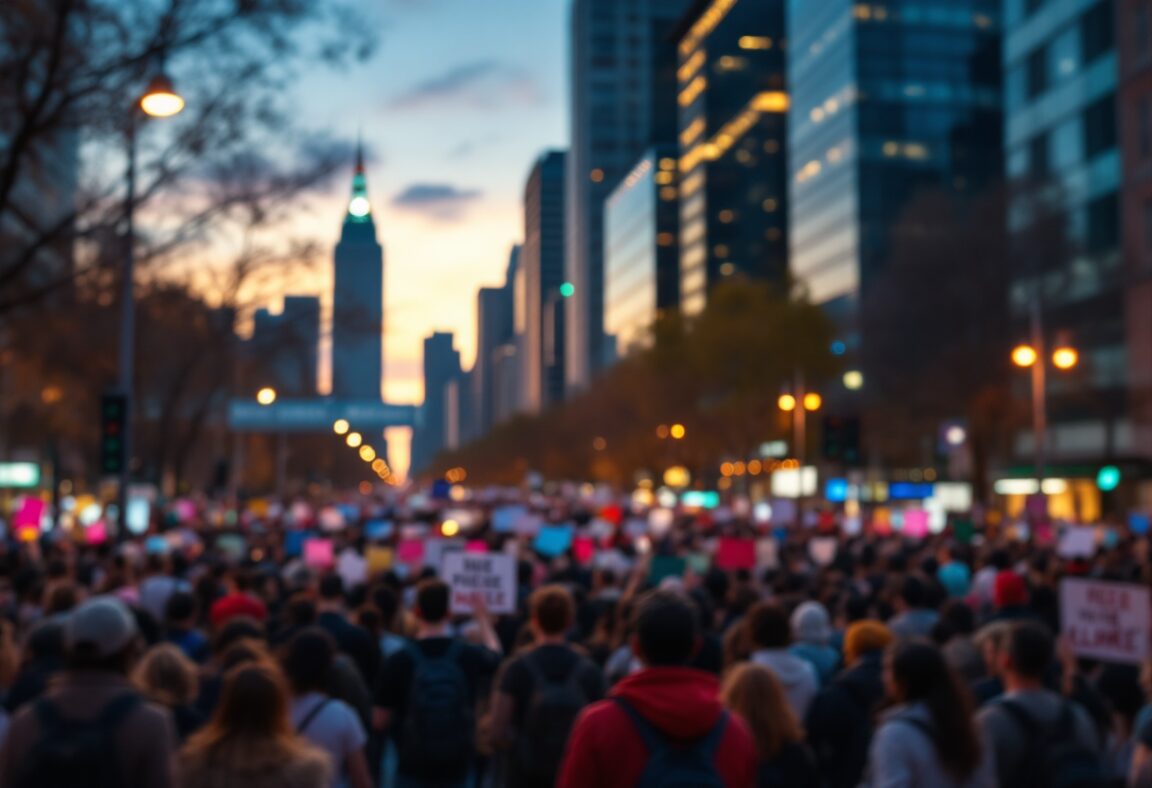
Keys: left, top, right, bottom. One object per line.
{"left": 778, "top": 372, "right": 821, "bottom": 526}
{"left": 117, "top": 71, "right": 185, "bottom": 540}
{"left": 255, "top": 388, "right": 288, "bottom": 498}
{"left": 1012, "top": 300, "right": 1077, "bottom": 485}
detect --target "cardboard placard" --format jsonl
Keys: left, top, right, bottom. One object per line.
{"left": 396, "top": 539, "right": 424, "bottom": 565}
{"left": 443, "top": 552, "right": 516, "bottom": 614}
{"left": 648, "top": 556, "right": 687, "bottom": 584}
{"left": 715, "top": 538, "right": 756, "bottom": 571}
{"left": 366, "top": 546, "right": 393, "bottom": 574}
{"left": 533, "top": 525, "right": 573, "bottom": 557}
{"left": 1061, "top": 578, "right": 1151, "bottom": 664}
{"left": 303, "top": 538, "right": 334, "bottom": 569}
{"left": 808, "top": 536, "right": 838, "bottom": 567}
{"left": 1057, "top": 526, "right": 1096, "bottom": 559}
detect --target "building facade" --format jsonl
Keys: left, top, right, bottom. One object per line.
{"left": 412, "top": 331, "right": 461, "bottom": 473}
{"left": 332, "top": 147, "right": 385, "bottom": 401}
{"left": 1118, "top": 0, "right": 1152, "bottom": 460}
{"left": 675, "top": 0, "right": 790, "bottom": 315}
{"left": 522, "top": 151, "right": 568, "bottom": 412}
{"left": 472, "top": 246, "right": 520, "bottom": 437}
{"left": 789, "top": 0, "right": 1002, "bottom": 314}
{"left": 604, "top": 148, "right": 680, "bottom": 355}
{"left": 249, "top": 296, "right": 320, "bottom": 397}
{"left": 1004, "top": 0, "right": 1131, "bottom": 462}
{"left": 565, "top": 0, "right": 691, "bottom": 391}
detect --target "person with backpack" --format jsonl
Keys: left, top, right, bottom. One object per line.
{"left": 488, "top": 584, "right": 604, "bottom": 787}
{"left": 282, "top": 628, "right": 373, "bottom": 788}
{"left": 374, "top": 578, "right": 502, "bottom": 788}
{"left": 557, "top": 589, "right": 758, "bottom": 788}
{"left": 0, "top": 596, "right": 177, "bottom": 788}
{"left": 864, "top": 641, "right": 994, "bottom": 787}
{"left": 977, "top": 620, "right": 1106, "bottom": 788}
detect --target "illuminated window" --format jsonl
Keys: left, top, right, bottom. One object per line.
{"left": 767, "top": 228, "right": 782, "bottom": 242}
{"left": 882, "top": 141, "right": 899, "bottom": 157}
{"left": 716, "top": 56, "right": 747, "bottom": 72}
{"left": 718, "top": 209, "right": 735, "bottom": 223}
{"left": 754, "top": 91, "right": 790, "bottom": 113}
{"left": 680, "top": 117, "right": 706, "bottom": 147}
{"left": 679, "top": 75, "right": 707, "bottom": 107}
{"left": 660, "top": 186, "right": 678, "bottom": 201}
{"left": 590, "top": 168, "right": 604, "bottom": 182}
{"left": 657, "top": 232, "right": 675, "bottom": 246}
{"left": 659, "top": 157, "right": 677, "bottom": 170}
{"left": 678, "top": 49, "right": 707, "bottom": 83}
{"left": 720, "top": 262, "right": 736, "bottom": 276}
{"left": 764, "top": 140, "right": 780, "bottom": 154}
{"left": 655, "top": 170, "right": 674, "bottom": 185}
{"left": 763, "top": 198, "right": 778, "bottom": 212}
{"left": 714, "top": 244, "right": 730, "bottom": 257}
{"left": 810, "top": 107, "right": 826, "bottom": 123}
{"left": 739, "top": 36, "right": 773, "bottom": 50}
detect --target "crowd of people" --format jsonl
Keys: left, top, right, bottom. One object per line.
{"left": 0, "top": 489, "right": 1148, "bottom": 787}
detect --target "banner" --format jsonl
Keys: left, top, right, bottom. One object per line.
{"left": 1061, "top": 578, "right": 1151, "bottom": 664}
{"left": 442, "top": 552, "right": 516, "bottom": 614}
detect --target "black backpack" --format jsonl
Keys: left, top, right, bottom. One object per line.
{"left": 999, "top": 699, "right": 1112, "bottom": 788}
{"left": 514, "top": 652, "right": 591, "bottom": 783}
{"left": 397, "top": 640, "right": 474, "bottom": 773}
{"left": 614, "top": 697, "right": 729, "bottom": 788}
{"left": 15, "top": 693, "right": 142, "bottom": 788}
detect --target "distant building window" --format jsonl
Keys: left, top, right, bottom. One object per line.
{"left": 1083, "top": 94, "right": 1116, "bottom": 158}
{"left": 1086, "top": 193, "right": 1119, "bottom": 252}
{"left": 1080, "top": 1, "right": 1114, "bottom": 65}
{"left": 1027, "top": 46, "right": 1048, "bottom": 99}
{"left": 1030, "top": 133, "right": 1050, "bottom": 178}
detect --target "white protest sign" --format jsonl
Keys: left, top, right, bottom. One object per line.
{"left": 443, "top": 552, "right": 516, "bottom": 614}
{"left": 1057, "top": 527, "right": 1096, "bottom": 559}
{"left": 1061, "top": 578, "right": 1151, "bottom": 664}
{"left": 809, "top": 537, "right": 838, "bottom": 567}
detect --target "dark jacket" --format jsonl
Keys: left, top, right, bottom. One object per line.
{"left": 758, "top": 741, "right": 821, "bottom": 788}
{"left": 805, "top": 650, "right": 886, "bottom": 788}
{"left": 317, "top": 611, "right": 381, "bottom": 687}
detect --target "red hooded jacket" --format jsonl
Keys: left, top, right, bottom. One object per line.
{"left": 557, "top": 666, "right": 758, "bottom": 788}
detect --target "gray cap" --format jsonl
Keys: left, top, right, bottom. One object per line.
{"left": 66, "top": 596, "right": 138, "bottom": 658}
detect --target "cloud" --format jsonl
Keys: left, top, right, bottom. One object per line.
{"left": 388, "top": 60, "right": 545, "bottom": 111}
{"left": 447, "top": 134, "right": 501, "bottom": 159}
{"left": 392, "top": 182, "right": 482, "bottom": 221}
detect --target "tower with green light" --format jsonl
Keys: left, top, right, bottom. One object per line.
{"left": 332, "top": 142, "right": 384, "bottom": 400}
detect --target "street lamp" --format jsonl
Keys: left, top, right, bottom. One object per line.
{"left": 256, "top": 387, "right": 277, "bottom": 406}
{"left": 1012, "top": 316, "right": 1077, "bottom": 484}
{"left": 332, "top": 418, "right": 350, "bottom": 435}
{"left": 116, "top": 69, "right": 185, "bottom": 540}
{"left": 670, "top": 423, "right": 687, "bottom": 440}
{"left": 255, "top": 388, "right": 287, "bottom": 499}
{"left": 778, "top": 373, "right": 820, "bottom": 527}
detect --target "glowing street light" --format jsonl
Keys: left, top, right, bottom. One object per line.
{"left": 256, "top": 387, "right": 277, "bottom": 406}
{"left": 670, "top": 423, "right": 687, "bottom": 440}
{"left": 1052, "top": 347, "right": 1079, "bottom": 371}
{"left": 139, "top": 73, "right": 185, "bottom": 118}
{"left": 1012, "top": 344, "right": 1038, "bottom": 368}
{"left": 346, "top": 432, "right": 363, "bottom": 448}
{"left": 777, "top": 394, "right": 797, "bottom": 412}
{"left": 843, "top": 370, "right": 864, "bottom": 391}
{"left": 332, "top": 419, "right": 350, "bottom": 435}
{"left": 359, "top": 445, "right": 376, "bottom": 462}
{"left": 803, "top": 393, "right": 823, "bottom": 412}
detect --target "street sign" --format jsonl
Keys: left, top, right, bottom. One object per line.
{"left": 0, "top": 462, "right": 40, "bottom": 488}
{"left": 228, "top": 399, "right": 420, "bottom": 432}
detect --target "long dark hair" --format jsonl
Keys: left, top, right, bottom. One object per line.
{"left": 888, "top": 641, "right": 982, "bottom": 778}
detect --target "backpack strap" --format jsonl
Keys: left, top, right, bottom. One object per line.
{"left": 297, "top": 697, "right": 333, "bottom": 735}
{"left": 613, "top": 697, "right": 729, "bottom": 758}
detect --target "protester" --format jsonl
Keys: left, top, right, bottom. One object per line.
{"left": 179, "top": 662, "right": 331, "bottom": 788}
{"left": 557, "top": 589, "right": 758, "bottom": 788}
{"left": 806, "top": 620, "right": 893, "bottom": 788}
{"left": 865, "top": 641, "right": 994, "bottom": 786}
{"left": 163, "top": 591, "right": 209, "bottom": 663}
{"left": 133, "top": 642, "right": 205, "bottom": 741}
{"left": 977, "top": 620, "right": 1104, "bottom": 787}
{"left": 488, "top": 584, "right": 605, "bottom": 787}
{"left": 316, "top": 574, "right": 381, "bottom": 689}
{"left": 139, "top": 554, "right": 189, "bottom": 623}
{"left": 746, "top": 601, "right": 819, "bottom": 720}
{"left": 888, "top": 575, "right": 940, "bottom": 639}
{"left": 374, "top": 578, "right": 502, "bottom": 787}
{"left": 789, "top": 601, "right": 839, "bottom": 686}
{"left": 281, "top": 628, "right": 373, "bottom": 788}
{"left": 0, "top": 597, "right": 177, "bottom": 788}
{"left": 209, "top": 570, "right": 269, "bottom": 629}
{"left": 721, "top": 662, "right": 820, "bottom": 788}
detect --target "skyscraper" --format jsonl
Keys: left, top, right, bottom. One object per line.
{"left": 604, "top": 147, "right": 680, "bottom": 356}
{"left": 412, "top": 331, "right": 461, "bottom": 473}
{"left": 472, "top": 246, "right": 520, "bottom": 437}
{"left": 522, "top": 151, "right": 567, "bottom": 412}
{"left": 1005, "top": 0, "right": 1132, "bottom": 463}
{"left": 788, "top": 1, "right": 1002, "bottom": 324}
{"left": 331, "top": 145, "right": 384, "bottom": 401}
{"left": 565, "top": 0, "right": 692, "bottom": 392}
{"left": 675, "top": 0, "right": 789, "bottom": 315}
{"left": 249, "top": 296, "right": 321, "bottom": 396}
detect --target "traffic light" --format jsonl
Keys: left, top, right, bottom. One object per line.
{"left": 822, "top": 416, "right": 862, "bottom": 465}
{"left": 100, "top": 394, "right": 127, "bottom": 476}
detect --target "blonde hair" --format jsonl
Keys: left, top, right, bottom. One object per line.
{"left": 720, "top": 662, "right": 804, "bottom": 759}
{"left": 132, "top": 643, "right": 199, "bottom": 707}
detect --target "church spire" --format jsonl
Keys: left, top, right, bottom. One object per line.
{"left": 346, "top": 135, "right": 372, "bottom": 224}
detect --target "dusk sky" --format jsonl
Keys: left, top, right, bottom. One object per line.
{"left": 280, "top": 0, "right": 568, "bottom": 408}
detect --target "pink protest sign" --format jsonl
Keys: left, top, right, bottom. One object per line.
{"left": 86, "top": 521, "right": 109, "bottom": 545}
{"left": 303, "top": 538, "right": 334, "bottom": 569}
{"left": 465, "top": 541, "right": 489, "bottom": 554}
{"left": 1061, "top": 578, "right": 1151, "bottom": 664}
{"left": 14, "top": 497, "right": 45, "bottom": 531}
{"left": 573, "top": 536, "right": 596, "bottom": 565}
{"left": 397, "top": 540, "right": 425, "bottom": 565}
{"left": 715, "top": 538, "right": 756, "bottom": 571}
{"left": 903, "top": 509, "right": 929, "bottom": 538}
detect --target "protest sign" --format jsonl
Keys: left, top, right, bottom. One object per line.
{"left": 364, "top": 520, "right": 393, "bottom": 540}
{"left": 534, "top": 525, "right": 573, "bottom": 557}
{"left": 396, "top": 540, "right": 424, "bottom": 566}
{"left": 808, "top": 537, "right": 838, "bottom": 567}
{"left": 649, "top": 556, "right": 687, "bottom": 584}
{"left": 573, "top": 536, "right": 596, "bottom": 565}
{"left": 284, "top": 530, "right": 310, "bottom": 558}
{"left": 303, "top": 538, "right": 334, "bottom": 569}
{"left": 687, "top": 553, "right": 711, "bottom": 575}
{"left": 902, "top": 509, "right": 929, "bottom": 538}
{"left": 1061, "top": 578, "right": 1151, "bottom": 664}
{"left": 424, "top": 538, "right": 464, "bottom": 569}
{"left": 492, "top": 506, "right": 526, "bottom": 533}
{"left": 716, "top": 538, "right": 756, "bottom": 570}
{"left": 1057, "top": 526, "right": 1096, "bottom": 559}
{"left": 466, "top": 540, "right": 489, "bottom": 554}
{"left": 443, "top": 552, "right": 516, "bottom": 614}
{"left": 366, "top": 546, "right": 393, "bottom": 574}
{"left": 756, "top": 539, "right": 779, "bottom": 570}
{"left": 337, "top": 549, "right": 368, "bottom": 587}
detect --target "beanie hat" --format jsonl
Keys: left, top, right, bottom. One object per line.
{"left": 994, "top": 570, "right": 1028, "bottom": 609}
{"left": 844, "top": 620, "right": 893, "bottom": 664}
{"left": 791, "top": 601, "right": 832, "bottom": 645}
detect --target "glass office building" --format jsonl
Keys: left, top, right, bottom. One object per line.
{"left": 1005, "top": 0, "right": 1131, "bottom": 460}
{"left": 676, "top": 0, "right": 789, "bottom": 315}
{"left": 604, "top": 148, "right": 680, "bottom": 356}
{"left": 789, "top": 1, "right": 1002, "bottom": 319}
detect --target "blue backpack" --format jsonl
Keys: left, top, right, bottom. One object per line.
{"left": 614, "top": 697, "right": 729, "bottom": 788}
{"left": 398, "top": 641, "right": 474, "bottom": 773}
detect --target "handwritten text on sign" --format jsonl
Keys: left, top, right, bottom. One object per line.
{"left": 442, "top": 552, "right": 516, "bottom": 615}
{"left": 1061, "top": 578, "right": 1151, "bottom": 664}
